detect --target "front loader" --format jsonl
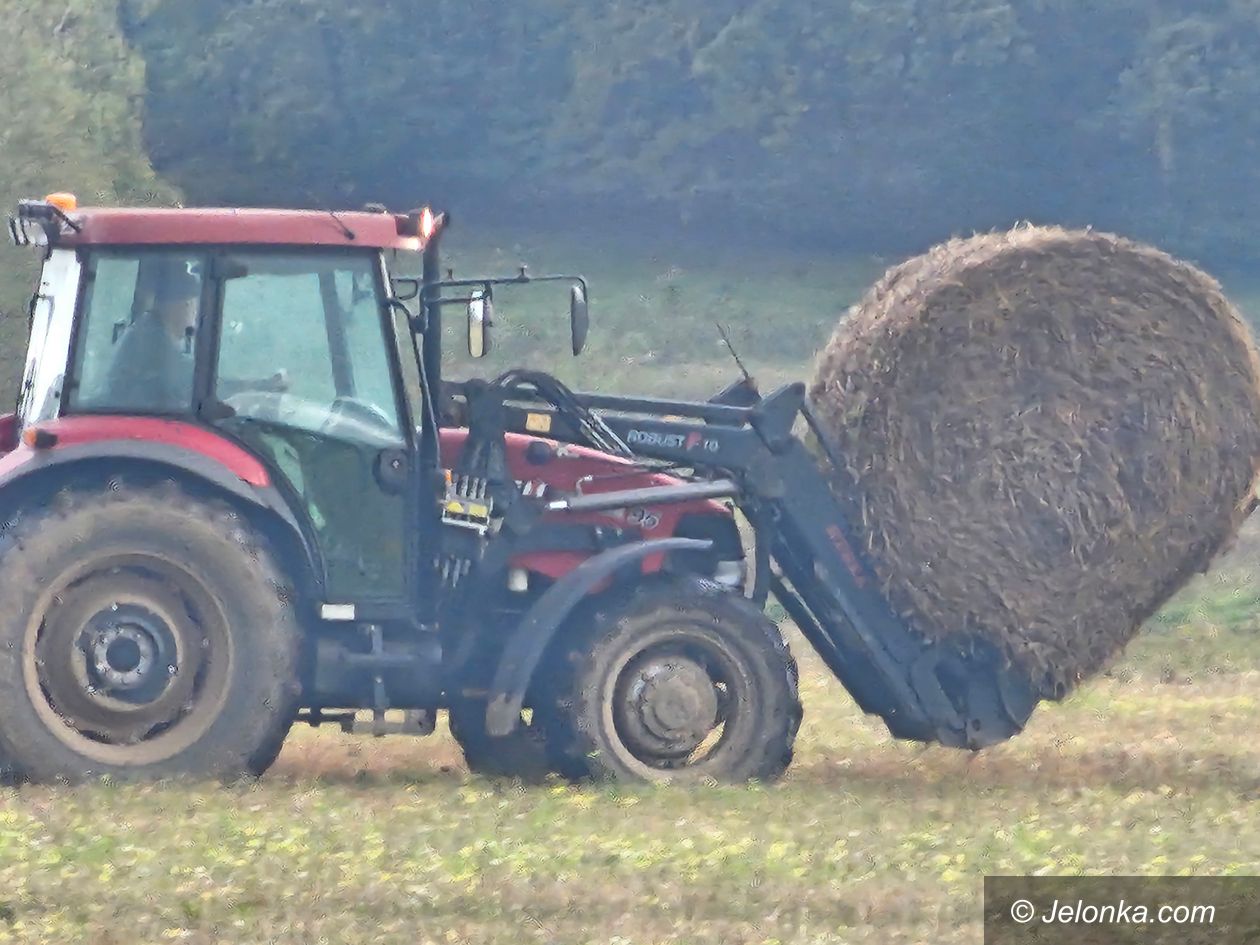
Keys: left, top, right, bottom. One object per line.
{"left": 0, "top": 194, "right": 1036, "bottom": 785}
{"left": 441, "top": 374, "right": 1037, "bottom": 753}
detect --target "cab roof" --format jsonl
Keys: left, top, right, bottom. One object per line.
{"left": 32, "top": 206, "right": 430, "bottom": 252}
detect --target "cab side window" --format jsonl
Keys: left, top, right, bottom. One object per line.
{"left": 19, "top": 249, "right": 82, "bottom": 425}
{"left": 68, "top": 251, "right": 205, "bottom": 413}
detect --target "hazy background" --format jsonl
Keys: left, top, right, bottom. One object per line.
{"left": 5, "top": 7, "right": 1260, "bottom": 943}
{"left": 6, "top": 0, "right": 1260, "bottom": 397}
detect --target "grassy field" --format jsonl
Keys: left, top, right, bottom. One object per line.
{"left": 425, "top": 220, "right": 888, "bottom": 400}
{"left": 0, "top": 530, "right": 1257, "bottom": 944}
{"left": 431, "top": 221, "right": 1260, "bottom": 382}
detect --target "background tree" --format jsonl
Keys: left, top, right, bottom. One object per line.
{"left": 0, "top": 0, "right": 174, "bottom": 384}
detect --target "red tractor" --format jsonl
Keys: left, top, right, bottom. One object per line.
{"left": 0, "top": 194, "right": 1037, "bottom": 784}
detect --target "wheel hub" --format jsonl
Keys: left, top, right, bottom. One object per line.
{"left": 82, "top": 606, "right": 173, "bottom": 699}
{"left": 617, "top": 657, "right": 719, "bottom": 760}
{"left": 32, "top": 570, "right": 211, "bottom": 748}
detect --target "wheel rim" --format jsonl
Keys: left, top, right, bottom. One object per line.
{"left": 603, "top": 626, "right": 745, "bottom": 774}
{"left": 22, "top": 554, "right": 234, "bottom": 766}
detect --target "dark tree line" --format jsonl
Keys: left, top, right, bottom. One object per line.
{"left": 5, "top": 0, "right": 1260, "bottom": 335}
{"left": 121, "top": 0, "right": 1260, "bottom": 262}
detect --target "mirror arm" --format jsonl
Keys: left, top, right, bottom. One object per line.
{"left": 435, "top": 273, "right": 586, "bottom": 291}
{"left": 383, "top": 296, "right": 424, "bottom": 332}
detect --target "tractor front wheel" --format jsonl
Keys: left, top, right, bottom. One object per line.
{"left": 0, "top": 483, "right": 302, "bottom": 783}
{"left": 546, "top": 578, "right": 801, "bottom": 784}
{"left": 447, "top": 698, "right": 554, "bottom": 781}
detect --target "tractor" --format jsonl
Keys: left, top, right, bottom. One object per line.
{"left": 0, "top": 194, "right": 1037, "bottom": 784}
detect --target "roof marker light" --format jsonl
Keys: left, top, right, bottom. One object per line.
{"left": 44, "top": 193, "right": 77, "bottom": 212}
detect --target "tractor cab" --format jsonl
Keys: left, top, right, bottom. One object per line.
{"left": 8, "top": 198, "right": 593, "bottom": 607}
{"left": 10, "top": 196, "right": 438, "bottom": 607}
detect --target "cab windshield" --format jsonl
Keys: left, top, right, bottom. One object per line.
{"left": 214, "top": 251, "right": 404, "bottom": 446}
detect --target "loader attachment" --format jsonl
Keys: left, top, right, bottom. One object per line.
{"left": 757, "top": 433, "right": 1038, "bottom": 748}
{"left": 462, "top": 374, "right": 1040, "bottom": 749}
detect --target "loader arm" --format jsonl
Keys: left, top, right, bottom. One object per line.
{"left": 447, "top": 377, "right": 1038, "bottom": 749}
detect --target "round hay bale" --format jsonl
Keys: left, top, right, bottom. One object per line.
{"left": 808, "top": 225, "right": 1260, "bottom": 698}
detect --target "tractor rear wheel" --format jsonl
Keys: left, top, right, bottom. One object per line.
{"left": 546, "top": 578, "right": 801, "bottom": 784}
{"left": 0, "top": 483, "right": 302, "bottom": 783}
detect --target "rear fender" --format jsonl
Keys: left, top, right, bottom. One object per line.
{"left": 483, "top": 537, "right": 713, "bottom": 737}
{"left": 0, "top": 432, "right": 320, "bottom": 593}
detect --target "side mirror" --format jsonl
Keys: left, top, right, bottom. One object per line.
{"left": 570, "top": 283, "right": 589, "bottom": 356}
{"left": 467, "top": 289, "right": 493, "bottom": 359}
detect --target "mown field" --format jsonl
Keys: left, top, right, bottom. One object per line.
{"left": 0, "top": 524, "right": 1257, "bottom": 945}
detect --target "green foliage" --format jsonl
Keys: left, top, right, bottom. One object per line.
{"left": 126, "top": 0, "right": 582, "bottom": 207}
{"left": 125, "top": 0, "right": 1260, "bottom": 263}
{"left": 0, "top": 0, "right": 176, "bottom": 392}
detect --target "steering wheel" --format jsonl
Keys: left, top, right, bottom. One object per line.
{"left": 223, "top": 389, "right": 290, "bottom": 424}
{"left": 322, "top": 396, "right": 398, "bottom": 438}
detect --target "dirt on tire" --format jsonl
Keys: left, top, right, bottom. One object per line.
{"left": 544, "top": 578, "right": 801, "bottom": 784}
{"left": 0, "top": 480, "right": 303, "bottom": 783}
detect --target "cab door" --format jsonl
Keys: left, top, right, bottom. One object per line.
{"left": 209, "top": 250, "right": 415, "bottom": 608}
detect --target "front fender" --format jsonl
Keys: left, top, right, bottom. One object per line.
{"left": 483, "top": 537, "right": 712, "bottom": 737}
